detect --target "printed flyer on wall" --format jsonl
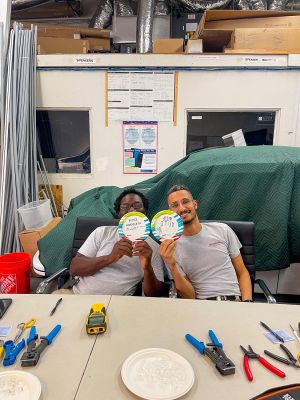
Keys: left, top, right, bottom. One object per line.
{"left": 123, "top": 121, "right": 158, "bottom": 174}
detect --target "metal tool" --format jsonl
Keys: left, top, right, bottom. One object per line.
{"left": 50, "top": 298, "right": 62, "bottom": 316}
{"left": 86, "top": 304, "right": 107, "bottom": 335}
{"left": 3, "top": 339, "right": 26, "bottom": 366}
{"left": 21, "top": 324, "right": 61, "bottom": 367}
{"left": 13, "top": 318, "right": 36, "bottom": 343}
{"left": 185, "top": 330, "right": 235, "bottom": 376}
{"left": 290, "top": 324, "right": 300, "bottom": 345}
{"left": 240, "top": 345, "right": 286, "bottom": 381}
{"left": 264, "top": 343, "right": 300, "bottom": 369}
{"left": 260, "top": 321, "right": 284, "bottom": 343}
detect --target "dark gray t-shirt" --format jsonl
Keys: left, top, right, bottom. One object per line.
{"left": 73, "top": 226, "right": 164, "bottom": 295}
{"left": 174, "top": 222, "right": 242, "bottom": 299}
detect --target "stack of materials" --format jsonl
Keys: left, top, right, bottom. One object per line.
{"left": 193, "top": 10, "right": 300, "bottom": 54}
{"left": 19, "top": 22, "right": 111, "bottom": 54}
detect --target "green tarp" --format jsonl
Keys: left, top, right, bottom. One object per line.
{"left": 38, "top": 146, "right": 300, "bottom": 276}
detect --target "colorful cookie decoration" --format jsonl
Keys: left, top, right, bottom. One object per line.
{"left": 151, "top": 210, "right": 183, "bottom": 242}
{"left": 118, "top": 212, "right": 150, "bottom": 241}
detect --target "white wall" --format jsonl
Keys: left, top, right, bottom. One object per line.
{"left": 37, "top": 54, "right": 300, "bottom": 206}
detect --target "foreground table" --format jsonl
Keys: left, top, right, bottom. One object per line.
{"left": 0, "top": 294, "right": 111, "bottom": 400}
{"left": 77, "top": 296, "right": 300, "bottom": 400}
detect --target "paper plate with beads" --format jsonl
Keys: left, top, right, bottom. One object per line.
{"left": 151, "top": 210, "right": 183, "bottom": 242}
{"left": 118, "top": 212, "right": 150, "bottom": 241}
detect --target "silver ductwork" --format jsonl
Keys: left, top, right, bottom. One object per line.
{"left": 116, "top": 0, "right": 135, "bottom": 15}
{"left": 170, "top": 0, "right": 232, "bottom": 10}
{"left": 155, "top": 0, "right": 170, "bottom": 15}
{"left": 234, "top": 0, "right": 267, "bottom": 8}
{"left": 89, "top": 0, "right": 113, "bottom": 29}
{"left": 12, "top": 0, "right": 51, "bottom": 10}
{"left": 269, "top": 0, "right": 289, "bottom": 9}
{"left": 136, "top": 0, "right": 155, "bottom": 53}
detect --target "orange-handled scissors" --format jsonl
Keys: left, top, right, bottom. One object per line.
{"left": 13, "top": 318, "right": 36, "bottom": 343}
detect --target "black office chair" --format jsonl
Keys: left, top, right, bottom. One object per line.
{"left": 36, "top": 217, "right": 275, "bottom": 302}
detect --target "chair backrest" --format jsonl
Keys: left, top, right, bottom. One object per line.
{"left": 72, "top": 217, "right": 119, "bottom": 258}
{"left": 202, "top": 220, "right": 256, "bottom": 284}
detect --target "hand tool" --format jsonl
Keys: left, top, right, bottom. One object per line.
{"left": 240, "top": 345, "right": 286, "bottom": 381}
{"left": 264, "top": 343, "right": 300, "bottom": 369}
{"left": 21, "top": 324, "right": 61, "bottom": 367}
{"left": 185, "top": 330, "right": 235, "bottom": 376}
{"left": 86, "top": 304, "right": 107, "bottom": 335}
{"left": 13, "top": 318, "right": 36, "bottom": 343}
{"left": 50, "top": 298, "right": 62, "bottom": 316}
{"left": 290, "top": 324, "right": 300, "bottom": 345}
{"left": 260, "top": 321, "right": 284, "bottom": 343}
{"left": 3, "top": 339, "right": 26, "bottom": 366}
{"left": 0, "top": 340, "right": 4, "bottom": 358}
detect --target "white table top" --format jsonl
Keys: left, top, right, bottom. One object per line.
{"left": 76, "top": 296, "right": 300, "bottom": 400}
{"left": 0, "top": 294, "right": 111, "bottom": 400}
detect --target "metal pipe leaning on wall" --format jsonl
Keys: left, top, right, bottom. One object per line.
{"left": 0, "top": 23, "right": 38, "bottom": 254}
{"left": 136, "top": 0, "right": 155, "bottom": 53}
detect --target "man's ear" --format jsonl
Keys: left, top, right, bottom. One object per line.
{"left": 193, "top": 200, "right": 198, "bottom": 210}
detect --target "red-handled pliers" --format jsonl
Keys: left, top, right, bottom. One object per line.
{"left": 240, "top": 345, "right": 286, "bottom": 382}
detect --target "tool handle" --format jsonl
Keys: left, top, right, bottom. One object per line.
{"left": 27, "top": 326, "right": 36, "bottom": 344}
{"left": 45, "top": 324, "right": 61, "bottom": 345}
{"left": 243, "top": 356, "right": 253, "bottom": 381}
{"left": 280, "top": 344, "right": 297, "bottom": 363}
{"left": 208, "top": 330, "right": 223, "bottom": 349}
{"left": 185, "top": 334, "right": 205, "bottom": 355}
{"left": 264, "top": 350, "right": 290, "bottom": 365}
{"left": 258, "top": 356, "right": 286, "bottom": 378}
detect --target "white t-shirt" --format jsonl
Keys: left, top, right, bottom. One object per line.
{"left": 174, "top": 222, "right": 242, "bottom": 299}
{"left": 73, "top": 226, "right": 164, "bottom": 295}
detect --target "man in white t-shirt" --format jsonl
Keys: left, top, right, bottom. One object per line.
{"left": 70, "top": 189, "right": 165, "bottom": 296}
{"left": 159, "top": 185, "right": 253, "bottom": 301}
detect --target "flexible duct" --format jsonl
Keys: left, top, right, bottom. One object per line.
{"left": 89, "top": 0, "right": 113, "bottom": 29}
{"left": 116, "top": 0, "right": 135, "bottom": 15}
{"left": 285, "top": 0, "right": 300, "bottom": 9}
{"left": 268, "top": 0, "right": 289, "bottom": 9}
{"left": 12, "top": 0, "right": 51, "bottom": 11}
{"left": 136, "top": 0, "right": 155, "bottom": 53}
{"left": 234, "top": 0, "right": 267, "bottom": 8}
{"left": 155, "top": 0, "right": 170, "bottom": 15}
{"left": 170, "top": 0, "right": 232, "bottom": 11}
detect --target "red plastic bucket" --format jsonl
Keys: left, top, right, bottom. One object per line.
{"left": 0, "top": 252, "right": 31, "bottom": 294}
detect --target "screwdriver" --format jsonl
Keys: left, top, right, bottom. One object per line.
{"left": 50, "top": 298, "right": 62, "bottom": 316}
{"left": 260, "top": 321, "right": 284, "bottom": 343}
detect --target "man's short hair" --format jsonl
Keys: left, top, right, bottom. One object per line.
{"left": 114, "top": 188, "right": 149, "bottom": 213}
{"left": 167, "top": 185, "right": 193, "bottom": 197}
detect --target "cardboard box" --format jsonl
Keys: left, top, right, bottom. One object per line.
{"left": 153, "top": 39, "right": 184, "bottom": 54}
{"left": 185, "top": 39, "right": 203, "bottom": 53}
{"left": 37, "top": 37, "right": 90, "bottom": 55}
{"left": 228, "top": 28, "right": 300, "bottom": 53}
{"left": 19, "top": 217, "right": 62, "bottom": 271}
{"left": 193, "top": 10, "right": 300, "bottom": 52}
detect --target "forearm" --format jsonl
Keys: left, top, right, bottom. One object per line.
{"left": 169, "top": 264, "right": 195, "bottom": 299}
{"left": 143, "top": 266, "right": 164, "bottom": 297}
{"left": 238, "top": 270, "right": 253, "bottom": 301}
{"left": 70, "top": 254, "right": 113, "bottom": 276}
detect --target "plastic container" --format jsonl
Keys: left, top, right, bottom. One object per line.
{"left": 18, "top": 199, "right": 52, "bottom": 229}
{"left": 0, "top": 252, "right": 31, "bottom": 294}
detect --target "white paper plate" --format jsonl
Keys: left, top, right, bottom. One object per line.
{"left": 0, "top": 371, "right": 41, "bottom": 400}
{"left": 121, "top": 348, "right": 194, "bottom": 400}
{"left": 118, "top": 212, "right": 150, "bottom": 241}
{"left": 151, "top": 210, "right": 183, "bottom": 242}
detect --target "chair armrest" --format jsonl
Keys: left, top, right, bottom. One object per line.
{"left": 35, "top": 268, "right": 69, "bottom": 294}
{"left": 254, "top": 278, "right": 276, "bottom": 304}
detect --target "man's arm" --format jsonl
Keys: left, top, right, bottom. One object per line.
{"left": 231, "top": 255, "right": 253, "bottom": 301}
{"left": 159, "top": 240, "right": 195, "bottom": 299}
{"left": 70, "top": 237, "right": 133, "bottom": 277}
{"left": 132, "top": 241, "right": 164, "bottom": 297}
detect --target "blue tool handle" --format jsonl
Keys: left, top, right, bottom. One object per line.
{"left": 185, "top": 334, "right": 205, "bottom": 354}
{"left": 45, "top": 324, "right": 61, "bottom": 344}
{"left": 27, "top": 326, "right": 36, "bottom": 344}
{"left": 208, "top": 330, "right": 223, "bottom": 349}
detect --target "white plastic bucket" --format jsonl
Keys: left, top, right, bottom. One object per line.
{"left": 18, "top": 199, "right": 52, "bottom": 229}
